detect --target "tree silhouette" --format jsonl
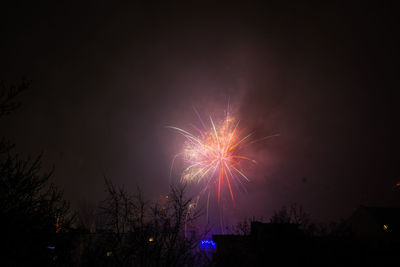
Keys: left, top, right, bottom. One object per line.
{"left": 79, "top": 178, "right": 209, "bottom": 267}
{"left": 0, "top": 80, "right": 29, "bottom": 117}
{"left": 0, "top": 81, "right": 74, "bottom": 266}
{"left": 270, "top": 203, "right": 310, "bottom": 228}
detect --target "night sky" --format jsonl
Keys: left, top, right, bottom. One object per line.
{"left": 1, "top": 1, "right": 399, "bottom": 225}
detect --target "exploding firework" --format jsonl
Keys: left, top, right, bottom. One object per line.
{"left": 169, "top": 114, "right": 252, "bottom": 205}
{"left": 169, "top": 105, "right": 278, "bottom": 224}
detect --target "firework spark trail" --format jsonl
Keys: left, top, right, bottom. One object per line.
{"left": 168, "top": 105, "right": 278, "bottom": 232}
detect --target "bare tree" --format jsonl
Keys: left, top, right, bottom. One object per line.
{"left": 80, "top": 178, "right": 207, "bottom": 267}
{"left": 0, "top": 80, "right": 75, "bottom": 265}
{"left": 0, "top": 79, "right": 29, "bottom": 117}
{"left": 226, "top": 217, "right": 264, "bottom": 235}
{"left": 77, "top": 198, "right": 98, "bottom": 232}
{"left": 0, "top": 80, "right": 29, "bottom": 154}
{"left": 270, "top": 203, "right": 310, "bottom": 229}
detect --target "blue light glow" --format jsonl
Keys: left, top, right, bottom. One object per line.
{"left": 200, "top": 240, "right": 216, "bottom": 250}
{"left": 47, "top": 246, "right": 56, "bottom": 250}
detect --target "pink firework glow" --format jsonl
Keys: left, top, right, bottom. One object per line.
{"left": 169, "top": 105, "right": 278, "bottom": 225}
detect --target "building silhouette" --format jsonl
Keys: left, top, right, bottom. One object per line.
{"left": 213, "top": 207, "right": 400, "bottom": 266}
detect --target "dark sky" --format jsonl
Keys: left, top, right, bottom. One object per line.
{"left": 1, "top": 1, "right": 399, "bottom": 224}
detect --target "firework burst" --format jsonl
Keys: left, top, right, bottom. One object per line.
{"left": 169, "top": 106, "right": 278, "bottom": 214}
{"left": 168, "top": 103, "right": 279, "bottom": 235}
